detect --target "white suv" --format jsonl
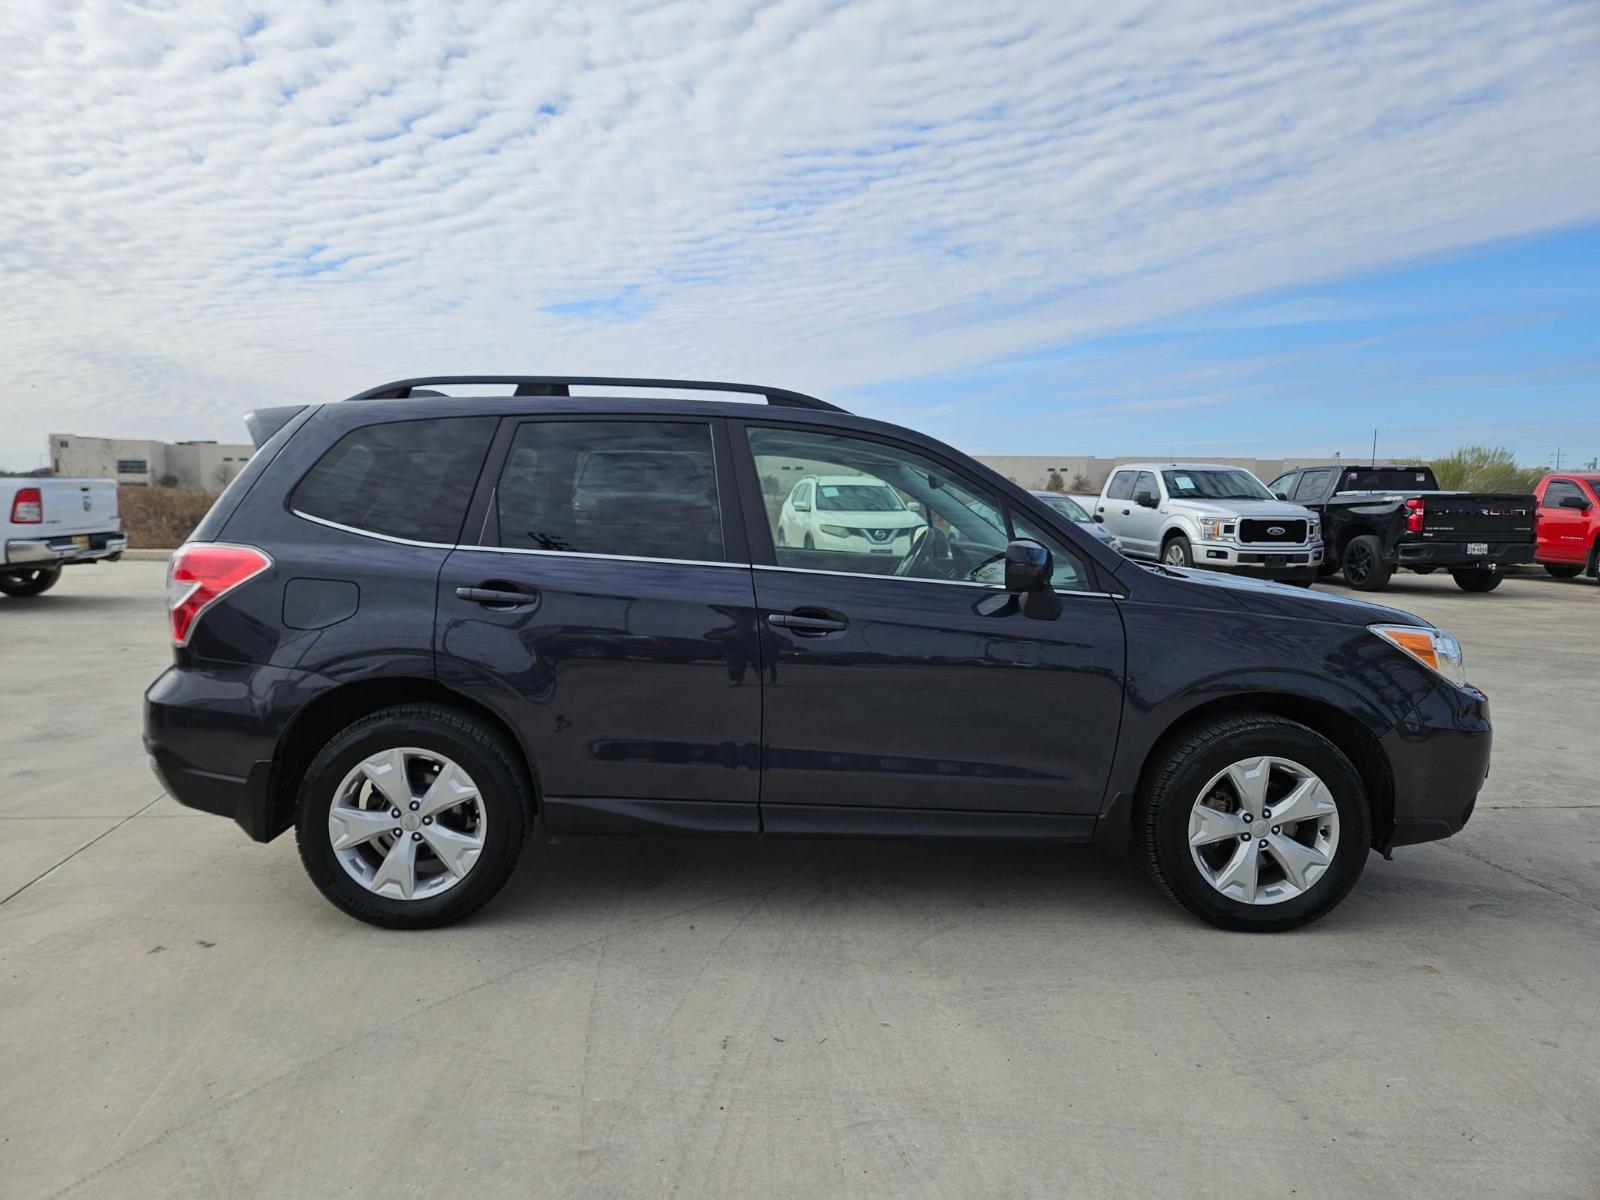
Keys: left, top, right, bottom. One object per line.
{"left": 776, "top": 474, "right": 927, "bottom": 556}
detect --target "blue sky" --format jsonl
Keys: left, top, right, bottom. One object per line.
{"left": 1, "top": 1, "right": 1596, "bottom": 470}
{"left": 859, "top": 224, "right": 1600, "bottom": 465}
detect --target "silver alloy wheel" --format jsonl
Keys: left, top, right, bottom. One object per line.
{"left": 1187, "top": 755, "right": 1339, "bottom": 905}
{"left": 1163, "top": 543, "right": 1187, "bottom": 565}
{"left": 328, "top": 747, "right": 487, "bottom": 901}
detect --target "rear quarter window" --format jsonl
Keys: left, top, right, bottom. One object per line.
{"left": 291, "top": 417, "right": 496, "bottom": 544}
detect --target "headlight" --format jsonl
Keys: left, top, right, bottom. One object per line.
{"left": 1369, "top": 624, "right": 1468, "bottom": 688}
{"left": 819, "top": 524, "right": 853, "bottom": 538}
{"left": 1198, "top": 517, "right": 1230, "bottom": 540}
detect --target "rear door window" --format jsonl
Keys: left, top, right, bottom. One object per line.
{"left": 492, "top": 420, "right": 724, "bottom": 561}
{"left": 291, "top": 417, "right": 496, "bottom": 544}
{"left": 1293, "top": 468, "right": 1335, "bottom": 501}
{"left": 1105, "top": 472, "right": 1135, "bottom": 501}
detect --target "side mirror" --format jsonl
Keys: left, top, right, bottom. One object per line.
{"left": 794, "top": 501, "right": 810, "bottom": 512}
{"left": 1274, "top": 491, "right": 1290, "bottom": 501}
{"left": 1134, "top": 491, "right": 1158, "bottom": 509}
{"left": 1004, "top": 539, "right": 1062, "bottom": 620}
{"left": 1560, "top": 495, "right": 1591, "bottom": 511}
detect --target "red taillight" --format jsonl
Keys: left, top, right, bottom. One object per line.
{"left": 1404, "top": 497, "right": 1424, "bottom": 534}
{"left": 10, "top": 486, "right": 42, "bottom": 524}
{"left": 167, "top": 543, "right": 272, "bottom": 646}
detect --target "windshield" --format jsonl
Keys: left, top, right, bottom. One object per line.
{"left": 1161, "top": 469, "right": 1272, "bottom": 501}
{"left": 816, "top": 482, "right": 905, "bottom": 512}
{"left": 1038, "top": 494, "right": 1090, "bottom": 522}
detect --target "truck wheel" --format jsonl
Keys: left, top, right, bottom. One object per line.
{"left": 0, "top": 567, "right": 62, "bottom": 597}
{"left": 1451, "top": 568, "right": 1502, "bottom": 593}
{"left": 1161, "top": 535, "right": 1193, "bottom": 567}
{"left": 1543, "top": 564, "right": 1583, "bottom": 579}
{"left": 295, "top": 704, "right": 531, "bottom": 929}
{"left": 1340, "top": 535, "right": 1392, "bottom": 591}
{"left": 1138, "top": 714, "right": 1370, "bottom": 932}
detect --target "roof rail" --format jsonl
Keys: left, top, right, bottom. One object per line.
{"left": 343, "top": 375, "right": 845, "bottom": 412}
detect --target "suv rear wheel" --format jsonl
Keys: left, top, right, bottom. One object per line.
{"left": 0, "top": 566, "right": 62, "bottom": 597}
{"left": 1543, "top": 563, "right": 1583, "bottom": 579}
{"left": 1139, "top": 715, "right": 1370, "bottom": 932}
{"left": 295, "top": 705, "right": 530, "bottom": 929}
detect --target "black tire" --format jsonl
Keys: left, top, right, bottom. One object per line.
{"left": 1341, "top": 534, "right": 1392, "bottom": 591}
{"left": 1161, "top": 535, "right": 1193, "bottom": 568}
{"left": 0, "top": 567, "right": 62, "bottom": 597}
{"left": 1316, "top": 560, "right": 1340, "bottom": 578}
{"left": 1283, "top": 574, "right": 1316, "bottom": 588}
{"left": 803, "top": 532, "right": 815, "bottom": 550}
{"left": 1409, "top": 566, "right": 1438, "bottom": 576}
{"left": 295, "top": 704, "right": 531, "bottom": 929}
{"left": 1451, "top": 568, "right": 1502, "bottom": 593}
{"left": 1543, "top": 563, "right": 1583, "bottom": 579}
{"left": 1139, "top": 715, "right": 1370, "bottom": 932}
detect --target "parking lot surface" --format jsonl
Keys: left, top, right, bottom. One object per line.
{"left": 2, "top": 561, "right": 1596, "bottom": 1198}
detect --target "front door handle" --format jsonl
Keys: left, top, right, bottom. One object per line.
{"left": 456, "top": 584, "right": 538, "bottom": 609}
{"left": 767, "top": 609, "right": 848, "bottom": 635}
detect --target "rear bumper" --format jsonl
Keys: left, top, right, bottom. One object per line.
{"left": 5, "top": 531, "right": 128, "bottom": 567}
{"left": 1378, "top": 682, "right": 1492, "bottom": 851}
{"left": 1395, "top": 541, "right": 1534, "bottom": 568}
{"left": 144, "top": 662, "right": 303, "bottom": 842}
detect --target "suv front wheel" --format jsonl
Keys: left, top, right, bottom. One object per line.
{"left": 295, "top": 705, "right": 531, "bottom": 928}
{"left": 1139, "top": 715, "right": 1370, "bottom": 931}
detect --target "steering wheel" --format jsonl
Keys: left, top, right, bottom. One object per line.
{"left": 896, "top": 522, "right": 959, "bottom": 578}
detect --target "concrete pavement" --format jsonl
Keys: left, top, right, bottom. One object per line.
{"left": 2, "top": 561, "right": 1596, "bottom": 1198}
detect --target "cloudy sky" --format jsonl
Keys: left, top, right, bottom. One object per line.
{"left": 2, "top": 0, "right": 1596, "bottom": 471}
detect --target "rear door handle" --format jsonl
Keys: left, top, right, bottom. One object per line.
{"left": 456, "top": 585, "right": 538, "bottom": 609}
{"left": 767, "top": 610, "right": 848, "bottom": 635}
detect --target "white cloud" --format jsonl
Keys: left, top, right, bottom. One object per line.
{"left": 0, "top": 0, "right": 1595, "bottom": 464}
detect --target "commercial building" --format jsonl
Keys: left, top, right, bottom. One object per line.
{"left": 974, "top": 455, "right": 1337, "bottom": 493}
{"left": 49, "top": 434, "right": 255, "bottom": 491}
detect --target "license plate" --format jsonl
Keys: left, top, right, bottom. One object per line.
{"left": 1467, "top": 542, "right": 1488, "bottom": 556}
{"left": 72, "top": 536, "right": 89, "bottom": 550}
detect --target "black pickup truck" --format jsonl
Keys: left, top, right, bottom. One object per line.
{"left": 1265, "top": 464, "right": 1535, "bottom": 592}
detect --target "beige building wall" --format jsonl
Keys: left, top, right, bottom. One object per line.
{"left": 49, "top": 434, "right": 253, "bottom": 491}
{"left": 976, "top": 455, "right": 1339, "bottom": 493}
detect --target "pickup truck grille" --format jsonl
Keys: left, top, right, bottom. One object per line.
{"left": 1239, "top": 519, "right": 1307, "bottom": 544}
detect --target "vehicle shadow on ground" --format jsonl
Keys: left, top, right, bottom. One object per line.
{"left": 0, "top": 593, "right": 156, "bottom": 614}
{"left": 464, "top": 832, "right": 1420, "bottom": 935}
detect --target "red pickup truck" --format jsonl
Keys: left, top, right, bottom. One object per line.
{"left": 1534, "top": 473, "right": 1600, "bottom": 579}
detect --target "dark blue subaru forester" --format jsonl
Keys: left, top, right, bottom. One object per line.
{"left": 145, "top": 376, "right": 1490, "bottom": 931}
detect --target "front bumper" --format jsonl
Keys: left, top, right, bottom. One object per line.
{"left": 1192, "top": 539, "right": 1324, "bottom": 576}
{"left": 1395, "top": 541, "right": 1535, "bottom": 568}
{"left": 5, "top": 531, "right": 128, "bottom": 567}
{"left": 1378, "top": 681, "right": 1491, "bottom": 850}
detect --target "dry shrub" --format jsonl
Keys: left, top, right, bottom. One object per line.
{"left": 118, "top": 485, "right": 218, "bottom": 548}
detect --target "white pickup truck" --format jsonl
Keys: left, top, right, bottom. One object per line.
{"left": 1, "top": 477, "right": 127, "bottom": 596}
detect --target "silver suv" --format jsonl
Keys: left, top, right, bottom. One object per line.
{"left": 1093, "top": 463, "right": 1323, "bottom": 585}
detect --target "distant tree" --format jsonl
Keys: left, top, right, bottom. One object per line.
{"left": 22, "top": 466, "right": 55, "bottom": 477}
{"left": 1046, "top": 470, "right": 1066, "bottom": 493}
{"left": 1428, "top": 445, "right": 1546, "bottom": 493}
{"left": 158, "top": 474, "right": 180, "bottom": 488}
{"left": 211, "top": 463, "right": 237, "bottom": 491}
{"left": 1070, "top": 472, "right": 1095, "bottom": 492}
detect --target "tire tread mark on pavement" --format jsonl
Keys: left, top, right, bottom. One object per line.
{"left": 0, "top": 793, "right": 164, "bottom": 908}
